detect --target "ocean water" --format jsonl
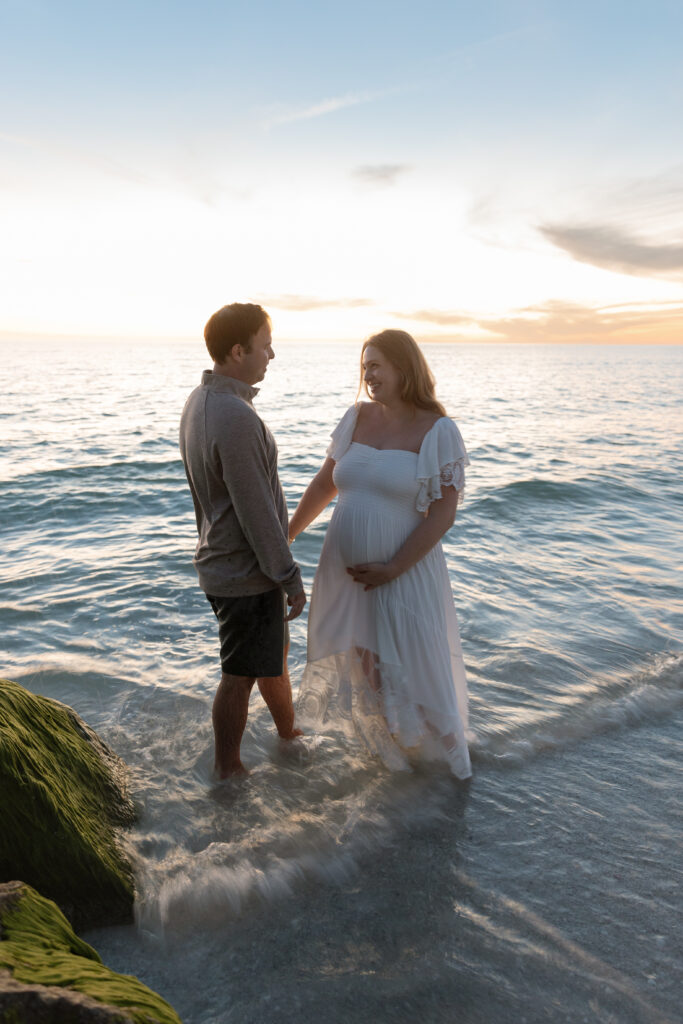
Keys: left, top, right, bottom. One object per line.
{"left": 1, "top": 338, "right": 681, "bottom": 1024}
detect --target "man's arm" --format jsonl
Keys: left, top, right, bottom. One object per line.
{"left": 217, "top": 406, "right": 303, "bottom": 599}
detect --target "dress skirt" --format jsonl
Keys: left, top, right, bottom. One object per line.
{"left": 297, "top": 441, "right": 471, "bottom": 779}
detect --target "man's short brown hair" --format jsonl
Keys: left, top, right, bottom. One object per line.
{"left": 204, "top": 303, "right": 270, "bottom": 364}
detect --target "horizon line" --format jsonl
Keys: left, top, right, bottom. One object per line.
{"left": 0, "top": 330, "right": 681, "bottom": 347}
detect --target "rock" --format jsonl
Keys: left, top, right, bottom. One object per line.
{"left": 0, "top": 881, "right": 181, "bottom": 1023}
{"left": 0, "top": 678, "right": 136, "bottom": 930}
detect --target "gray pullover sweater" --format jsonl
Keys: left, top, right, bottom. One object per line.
{"left": 179, "top": 371, "right": 302, "bottom": 598}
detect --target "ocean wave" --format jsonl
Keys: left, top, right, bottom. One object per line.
{"left": 134, "top": 770, "right": 463, "bottom": 936}
{"left": 0, "top": 456, "right": 183, "bottom": 487}
{"left": 470, "top": 476, "right": 659, "bottom": 515}
{"left": 0, "top": 482, "right": 191, "bottom": 531}
{"left": 470, "top": 652, "right": 683, "bottom": 767}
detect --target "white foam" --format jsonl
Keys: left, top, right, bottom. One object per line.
{"left": 133, "top": 765, "right": 458, "bottom": 937}
{"left": 471, "top": 652, "right": 683, "bottom": 767}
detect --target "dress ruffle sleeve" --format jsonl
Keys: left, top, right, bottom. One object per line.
{"left": 326, "top": 404, "right": 361, "bottom": 461}
{"left": 415, "top": 417, "right": 470, "bottom": 513}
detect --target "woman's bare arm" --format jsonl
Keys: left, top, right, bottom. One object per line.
{"left": 346, "top": 485, "right": 458, "bottom": 590}
{"left": 288, "top": 457, "right": 338, "bottom": 542}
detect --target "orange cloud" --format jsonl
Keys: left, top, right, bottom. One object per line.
{"left": 397, "top": 301, "right": 683, "bottom": 344}
{"left": 257, "top": 294, "right": 373, "bottom": 312}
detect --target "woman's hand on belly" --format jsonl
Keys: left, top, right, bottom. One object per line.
{"left": 346, "top": 561, "right": 399, "bottom": 591}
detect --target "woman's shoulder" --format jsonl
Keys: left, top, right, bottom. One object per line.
{"left": 433, "top": 414, "right": 460, "bottom": 434}
{"left": 354, "top": 400, "right": 376, "bottom": 424}
{"left": 419, "top": 409, "right": 444, "bottom": 434}
{"left": 327, "top": 404, "right": 362, "bottom": 459}
{"left": 336, "top": 403, "right": 364, "bottom": 430}
{"left": 422, "top": 414, "right": 460, "bottom": 442}
{"left": 350, "top": 400, "right": 386, "bottom": 437}
{"left": 419, "top": 415, "right": 468, "bottom": 463}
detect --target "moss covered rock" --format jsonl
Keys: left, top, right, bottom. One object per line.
{"left": 0, "top": 881, "right": 181, "bottom": 1023}
{"left": 0, "top": 679, "right": 136, "bottom": 929}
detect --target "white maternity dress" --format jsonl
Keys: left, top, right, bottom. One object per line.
{"left": 297, "top": 404, "right": 472, "bottom": 779}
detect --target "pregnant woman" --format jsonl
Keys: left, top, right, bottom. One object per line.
{"left": 289, "top": 329, "right": 471, "bottom": 779}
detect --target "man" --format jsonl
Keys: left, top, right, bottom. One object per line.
{"left": 179, "top": 302, "right": 306, "bottom": 777}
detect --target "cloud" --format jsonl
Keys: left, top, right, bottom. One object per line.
{"left": 352, "top": 164, "right": 411, "bottom": 187}
{"left": 536, "top": 166, "right": 683, "bottom": 278}
{"left": 480, "top": 299, "right": 683, "bottom": 344}
{"left": 540, "top": 223, "right": 683, "bottom": 279}
{"left": 264, "top": 90, "right": 385, "bottom": 128}
{"left": 589, "top": 167, "right": 683, "bottom": 228}
{"left": 393, "top": 309, "right": 477, "bottom": 327}
{"left": 263, "top": 24, "right": 542, "bottom": 132}
{"left": 258, "top": 294, "right": 373, "bottom": 312}
{"left": 391, "top": 300, "right": 683, "bottom": 344}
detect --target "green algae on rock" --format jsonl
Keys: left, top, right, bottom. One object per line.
{"left": 0, "top": 678, "right": 136, "bottom": 930}
{"left": 0, "top": 881, "right": 181, "bottom": 1024}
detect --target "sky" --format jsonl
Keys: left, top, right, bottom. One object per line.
{"left": 1, "top": 0, "right": 682, "bottom": 343}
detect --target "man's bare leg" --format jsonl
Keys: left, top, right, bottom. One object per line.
{"left": 212, "top": 672, "right": 254, "bottom": 777}
{"left": 257, "top": 645, "right": 302, "bottom": 740}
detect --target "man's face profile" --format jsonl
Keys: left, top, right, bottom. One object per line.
{"left": 239, "top": 322, "right": 274, "bottom": 385}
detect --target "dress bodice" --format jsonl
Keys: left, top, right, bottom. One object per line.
{"left": 333, "top": 442, "right": 422, "bottom": 521}
{"left": 328, "top": 404, "right": 470, "bottom": 512}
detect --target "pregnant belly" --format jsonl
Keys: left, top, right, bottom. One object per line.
{"left": 330, "top": 500, "right": 419, "bottom": 566}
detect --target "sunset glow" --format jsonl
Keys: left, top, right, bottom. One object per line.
{"left": 1, "top": 1, "right": 681, "bottom": 344}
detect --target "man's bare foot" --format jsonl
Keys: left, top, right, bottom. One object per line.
{"left": 212, "top": 762, "right": 250, "bottom": 781}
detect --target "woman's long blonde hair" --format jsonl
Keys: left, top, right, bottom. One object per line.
{"left": 359, "top": 329, "right": 447, "bottom": 417}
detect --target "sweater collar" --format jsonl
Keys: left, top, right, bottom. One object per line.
{"left": 200, "top": 370, "right": 259, "bottom": 401}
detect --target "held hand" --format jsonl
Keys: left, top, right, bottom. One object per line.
{"left": 346, "top": 562, "right": 398, "bottom": 591}
{"left": 285, "top": 588, "right": 307, "bottom": 621}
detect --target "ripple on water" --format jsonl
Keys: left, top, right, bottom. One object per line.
{"left": 2, "top": 339, "right": 682, "bottom": 1023}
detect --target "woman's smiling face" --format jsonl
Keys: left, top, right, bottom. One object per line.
{"left": 362, "top": 344, "right": 402, "bottom": 405}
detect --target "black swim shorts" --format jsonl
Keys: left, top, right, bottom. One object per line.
{"left": 206, "top": 588, "right": 288, "bottom": 677}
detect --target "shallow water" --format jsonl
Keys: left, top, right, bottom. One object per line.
{"left": 1, "top": 338, "right": 681, "bottom": 1022}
